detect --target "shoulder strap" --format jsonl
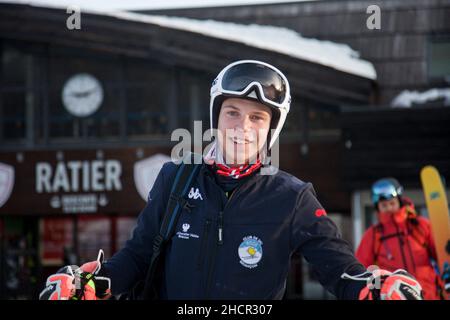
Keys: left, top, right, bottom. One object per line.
{"left": 141, "top": 153, "right": 202, "bottom": 299}
{"left": 407, "top": 217, "right": 433, "bottom": 256}
{"left": 160, "top": 160, "right": 202, "bottom": 240}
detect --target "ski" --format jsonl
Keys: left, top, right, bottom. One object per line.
{"left": 420, "top": 165, "right": 450, "bottom": 275}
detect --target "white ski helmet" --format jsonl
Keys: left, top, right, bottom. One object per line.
{"left": 210, "top": 60, "right": 291, "bottom": 149}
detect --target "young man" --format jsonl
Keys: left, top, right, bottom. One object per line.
{"left": 40, "top": 60, "right": 423, "bottom": 300}
{"left": 356, "top": 178, "right": 448, "bottom": 300}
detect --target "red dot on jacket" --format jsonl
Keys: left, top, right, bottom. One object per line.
{"left": 315, "top": 209, "right": 327, "bottom": 217}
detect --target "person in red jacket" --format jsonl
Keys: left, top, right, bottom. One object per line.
{"left": 356, "top": 177, "right": 447, "bottom": 300}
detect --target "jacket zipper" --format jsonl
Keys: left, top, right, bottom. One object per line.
{"left": 197, "top": 219, "right": 211, "bottom": 270}
{"left": 218, "top": 211, "right": 224, "bottom": 245}
{"left": 205, "top": 190, "right": 238, "bottom": 298}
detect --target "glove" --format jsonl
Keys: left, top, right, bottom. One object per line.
{"left": 79, "top": 249, "right": 111, "bottom": 300}
{"left": 39, "top": 250, "right": 110, "bottom": 300}
{"left": 72, "top": 268, "right": 97, "bottom": 300}
{"left": 342, "top": 268, "right": 423, "bottom": 300}
{"left": 39, "top": 266, "right": 76, "bottom": 300}
{"left": 39, "top": 265, "right": 96, "bottom": 300}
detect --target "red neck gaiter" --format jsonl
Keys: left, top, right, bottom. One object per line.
{"left": 214, "top": 161, "right": 262, "bottom": 179}
{"left": 378, "top": 205, "right": 409, "bottom": 225}
{"left": 203, "top": 141, "right": 263, "bottom": 179}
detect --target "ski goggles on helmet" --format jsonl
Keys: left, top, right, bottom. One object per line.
{"left": 213, "top": 61, "right": 290, "bottom": 110}
{"left": 371, "top": 179, "right": 403, "bottom": 204}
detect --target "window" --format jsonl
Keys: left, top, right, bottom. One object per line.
{"left": 177, "top": 69, "right": 211, "bottom": 133}
{"left": 1, "top": 43, "right": 227, "bottom": 146}
{"left": 282, "top": 97, "right": 339, "bottom": 142}
{"left": 125, "top": 60, "right": 171, "bottom": 137}
{"left": 1, "top": 90, "right": 26, "bottom": 140}
{"left": 0, "top": 44, "right": 28, "bottom": 142}
{"left": 428, "top": 38, "right": 450, "bottom": 81}
{"left": 2, "top": 44, "right": 26, "bottom": 86}
{"left": 1, "top": 216, "right": 40, "bottom": 299}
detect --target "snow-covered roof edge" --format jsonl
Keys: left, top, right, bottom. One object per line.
{"left": 0, "top": 0, "right": 318, "bottom": 11}
{"left": 0, "top": 1, "right": 377, "bottom": 80}
{"left": 112, "top": 13, "right": 377, "bottom": 80}
{"left": 391, "top": 88, "right": 450, "bottom": 108}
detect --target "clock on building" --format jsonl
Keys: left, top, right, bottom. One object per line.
{"left": 62, "top": 73, "right": 104, "bottom": 117}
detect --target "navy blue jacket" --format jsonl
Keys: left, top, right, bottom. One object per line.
{"left": 104, "top": 161, "right": 366, "bottom": 299}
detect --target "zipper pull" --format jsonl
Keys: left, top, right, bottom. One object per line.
{"left": 218, "top": 211, "right": 224, "bottom": 245}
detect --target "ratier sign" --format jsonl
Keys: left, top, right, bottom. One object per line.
{"left": 0, "top": 147, "right": 171, "bottom": 215}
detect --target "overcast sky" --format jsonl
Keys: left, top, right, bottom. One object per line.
{"left": 0, "top": 0, "right": 317, "bottom": 11}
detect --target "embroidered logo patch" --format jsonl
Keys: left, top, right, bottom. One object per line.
{"left": 188, "top": 187, "right": 203, "bottom": 200}
{"left": 176, "top": 222, "right": 199, "bottom": 240}
{"left": 238, "top": 236, "right": 263, "bottom": 269}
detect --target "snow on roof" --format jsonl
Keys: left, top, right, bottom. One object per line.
{"left": 391, "top": 88, "right": 450, "bottom": 108}
{"left": 107, "top": 13, "right": 377, "bottom": 80}
{"left": 0, "top": 1, "right": 376, "bottom": 80}
{"left": 0, "top": 0, "right": 317, "bottom": 11}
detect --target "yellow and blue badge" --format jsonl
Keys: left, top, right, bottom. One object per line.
{"left": 238, "top": 236, "right": 263, "bottom": 269}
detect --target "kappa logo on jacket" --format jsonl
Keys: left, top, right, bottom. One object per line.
{"left": 188, "top": 187, "right": 203, "bottom": 200}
